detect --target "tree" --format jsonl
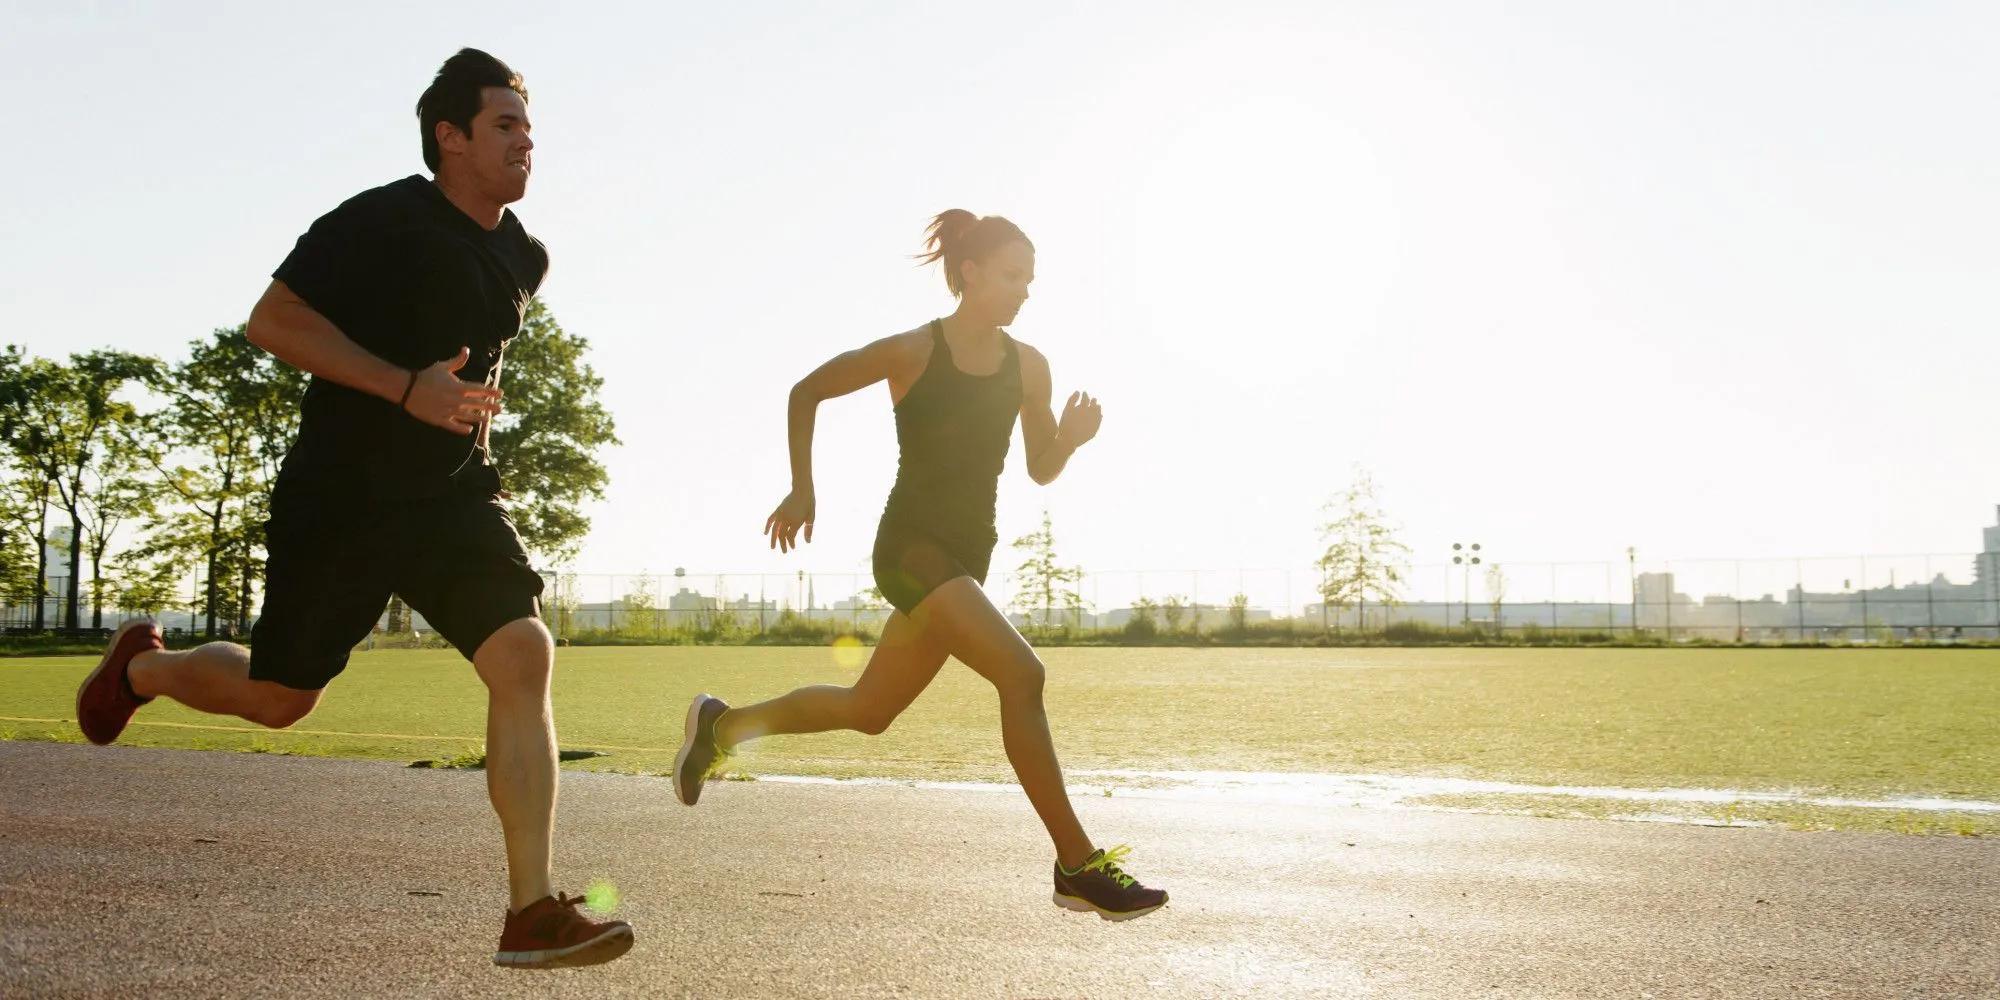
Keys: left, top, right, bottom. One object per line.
{"left": 0, "top": 348, "right": 40, "bottom": 612}
{"left": 1227, "top": 592, "right": 1251, "bottom": 633}
{"left": 1485, "top": 562, "right": 1508, "bottom": 634}
{"left": 0, "top": 459, "right": 44, "bottom": 612}
{"left": 546, "top": 572, "right": 583, "bottom": 640}
{"left": 490, "top": 298, "right": 620, "bottom": 565}
{"left": 619, "top": 575, "right": 659, "bottom": 638}
{"left": 115, "top": 559, "right": 188, "bottom": 620}
{"left": 144, "top": 328, "right": 304, "bottom": 639}
{"left": 1316, "top": 465, "right": 1411, "bottom": 633}
{"left": 1010, "top": 509, "right": 1085, "bottom": 633}
{"left": 7, "top": 351, "right": 158, "bottom": 633}
{"left": 2, "top": 476, "right": 55, "bottom": 630}
{"left": 79, "top": 424, "right": 156, "bottom": 629}
{"left": 0, "top": 348, "right": 57, "bottom": 628}
{"left": 1161, "top": 594, "right": 1188, "bottom": 634}
{"left": 1125, "top": 597, "right": 1159, "bottom": 638}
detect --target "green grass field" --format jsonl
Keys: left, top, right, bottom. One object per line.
{"left": 3, "top": 646, "right": 1996, "bottom": 834}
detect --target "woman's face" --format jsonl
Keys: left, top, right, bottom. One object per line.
{"left": 959, "top": 240, "right": 1035, "bottom": 327}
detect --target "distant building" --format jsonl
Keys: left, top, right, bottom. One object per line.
{"left": 669, "top": 587, "right": 720, "bottom": 613}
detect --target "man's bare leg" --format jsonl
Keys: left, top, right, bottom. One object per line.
{"left": 127, "top": 642, "right": 322, "bottom": 729}
{"left": 472, "top": 618, "right": 558, "bottom": 912}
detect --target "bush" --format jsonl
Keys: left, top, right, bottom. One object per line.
{"left": 1122, "top": 615, "right": 1158, "bottom": 640}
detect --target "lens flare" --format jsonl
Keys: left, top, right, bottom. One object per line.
{"left": 585, "top": 879, "right": 621, "bottom": 914}
{"left": 831, "top": 634, "right": 867, "bottom": 670}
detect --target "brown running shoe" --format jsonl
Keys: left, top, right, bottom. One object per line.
{"left": 76, "top": 618, "right": 161, "bottom": 745}
{"left": 1053, "top": 845, "right": 1168, "bottom": 922}
{"left": 493, "top": 892, "right": 634, "bottom": 968}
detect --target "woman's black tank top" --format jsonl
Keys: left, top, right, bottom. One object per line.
{"left": 880, "top": 319, "right": 1023, "bottom": 547}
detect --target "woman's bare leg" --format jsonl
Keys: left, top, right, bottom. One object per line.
{"left": 917, "top": 577, "right": 1094, "bottom": 869}
{"left": 713, "top": 612, "right": 949, "bottom": 747}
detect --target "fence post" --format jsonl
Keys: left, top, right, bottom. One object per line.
{"left": 1606, "top": 562, "right": 1614, "bottom": 636}
{"left": 1628, "top": 551, "right": 1638, "bottom": 638}
{"left": 1984, "top": 552, "right": 2000, "bottom": 636}
{"left": 1858, "top": 556, "right": 1868, "bottom": 643}
{"left": 1795, "top": 559, "right": 1806, "bottom": 642}
{"left": 1990, "top": 552, "right": 1999, "bottom": 640}
{"left": 1925, "top": 554, "right": 1935, "bottom": 637}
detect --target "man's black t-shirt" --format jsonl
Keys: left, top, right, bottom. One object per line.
{"left": 271, "top": 175, "right": 548, "bottom": 505}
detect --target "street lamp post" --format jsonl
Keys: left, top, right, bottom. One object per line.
{"left": 1627, "top": 547, "right": 1637, "bottom": 637}
{"left": 1452, "top": 542, "right": 1481, "bottom": 629}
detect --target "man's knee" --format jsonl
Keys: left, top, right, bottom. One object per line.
{"left": 474, "top": 618, "right": 554, "bottom": 695}
{"left": 248, "top": 686, "right": 321, "bottom": 729}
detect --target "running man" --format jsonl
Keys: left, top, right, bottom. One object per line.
{"left": 73, "top": 49, "right": 633, "bottom": 968}
{"left": 672, "top": 210, "right": 1168, "bottom": 921}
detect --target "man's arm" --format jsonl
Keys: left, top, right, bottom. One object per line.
{"left": 246, "top": 280, "right": 499, "bottom": 436}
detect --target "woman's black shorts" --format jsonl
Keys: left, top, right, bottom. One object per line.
{"left": 871, "top": 519, "right": 994, "bottom": 617}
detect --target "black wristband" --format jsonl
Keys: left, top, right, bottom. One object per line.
{"left": 397, "top": 369, "right": 418, "bottom": 410}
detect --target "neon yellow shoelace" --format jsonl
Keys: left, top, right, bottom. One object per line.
{"left": 702, "top": 747, "right": 734, "bottom": 781}
{"left": 1077, "top": 844, "right": 1138, "bottom": 889}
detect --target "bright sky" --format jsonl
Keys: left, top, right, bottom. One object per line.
{"left": 5, "top": 2, "right": 1996, "bottom": 607}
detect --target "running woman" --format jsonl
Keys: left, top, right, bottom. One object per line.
{"left": 72, "top": 49, "right": 633, "bottom": 968}
{"left": 672, "top": 211, "right": 1168, "bottom": 921}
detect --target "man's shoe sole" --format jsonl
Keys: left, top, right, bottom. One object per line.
{"left": 493, "top": 925, "right": 634, "bottom": 968}
{"left": 1053, "top": 891, "right": 1166, "bottom": 922}
{"left": 76, "top": 618, "right": 157, "bottom": 746}
{"left": 672, "top": 695, "right": 711, "bottom": 806}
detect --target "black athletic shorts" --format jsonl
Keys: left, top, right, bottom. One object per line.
{"left": 872, "top": 517, "right": 994, "bottom": 617}
{"left": 249, "top": 473, "right": 544, "bottom": 691}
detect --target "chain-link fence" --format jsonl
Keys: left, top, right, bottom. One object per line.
{"left": 0, "top": 570, "right": 243, "bottom": 638}
{"left": 535, "top": 552, "right": 2000, "bottom": 643}
{"left": 10, "top": 552, "right": 1998, "bottom": 643}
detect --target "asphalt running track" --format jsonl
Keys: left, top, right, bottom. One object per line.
{"left": 1, "top": 743, "right": 1995, "bottom": 999}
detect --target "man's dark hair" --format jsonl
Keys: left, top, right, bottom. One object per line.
{"left": 416, "top": 48, "right": 529, "bottom": 173}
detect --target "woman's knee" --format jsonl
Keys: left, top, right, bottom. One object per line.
{"left": 988, "top": 654, "right": 1046, "bottom": 702}
{"left": 847, "top": 690, "right": 904, "bottom": 736}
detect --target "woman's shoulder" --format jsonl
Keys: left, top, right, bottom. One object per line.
{"left": 880, "top": 323, "right": 939, "bottom": 362}
{"left": 1009, "top": 337, "right": 1048, "bottom": 372}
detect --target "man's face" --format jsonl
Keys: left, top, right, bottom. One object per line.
{"left": 442, "top": 86, "right": 533, "bottom": 205}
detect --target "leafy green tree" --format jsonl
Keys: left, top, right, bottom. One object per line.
{"left": 115, "top": 561, "right": 188, "bottom": 619}
{"left": 0, "top": 459, "right": 45, "bottom": 612}
{"left": 619, "top": 575, "right": 660, "bottom": 639}
{"left": 490, "top": 298, "right": 620, "bottom": 564}
{"left": 1316, "top": 465, "right": 1411, "bottom": 633}
{"left": 79, "top": 424, "right": 156, "bottom": 629}
{"left": 6, "top": 351, "right": 158, "bottom": 632}
{"left": 144, "top": 328, "right": 304, "bottom": 638}
{"left": 1009, "top": 509, "right": 1086, "bottom": 633}
{"left": 1227, "top": 592, "right": 1251, "bottom": 633}
{"left": 3, "top": 477, "right": 55, "bottom": 630}
{"left": 0, "top": 348, "right": 55, "bottom": 626}
{"left": 1125, "top": 596, "right": 1160, "bottom": 639}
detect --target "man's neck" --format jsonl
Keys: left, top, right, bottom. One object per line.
{"left": 431, "top": 174, "right": 505, "bottom": 231}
